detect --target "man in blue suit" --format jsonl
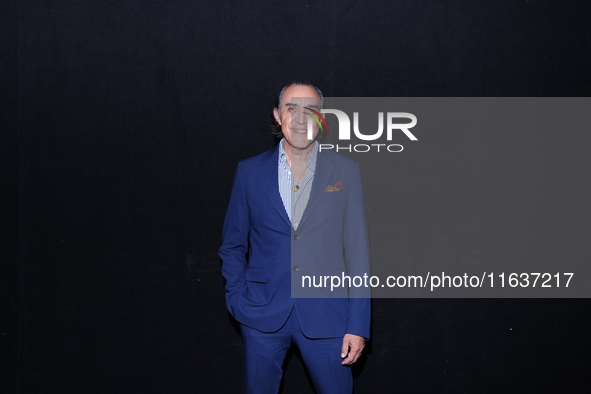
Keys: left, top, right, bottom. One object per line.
{"left": 220, "top": 82, "right": 371, "bottom": 393}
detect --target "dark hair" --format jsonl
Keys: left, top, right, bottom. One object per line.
{"left": 270, "top": 81, "right": 325, "bottom": 140}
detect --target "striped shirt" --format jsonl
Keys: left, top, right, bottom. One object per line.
{"left": 278, "top": 139, "right": 318, "bottom": 230}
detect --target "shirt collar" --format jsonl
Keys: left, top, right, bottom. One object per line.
{"left": 279, "top": 139, "right": 318, "bottom": 171}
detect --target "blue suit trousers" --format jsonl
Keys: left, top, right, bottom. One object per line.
{"left": 240, "top": 308, "right": 353, "bottom": 394}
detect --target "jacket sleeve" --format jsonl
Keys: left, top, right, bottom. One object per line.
{"left": 219, "top": 163, "right": 250, "bottom": 314}
{"left": 343, "top": 163, "right": 372, "bottom": 339}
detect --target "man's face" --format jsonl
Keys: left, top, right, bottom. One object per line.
{"left": 273, "top": 84, "right": 321, "bottom": 151}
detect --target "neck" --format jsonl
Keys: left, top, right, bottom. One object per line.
{"left": 284, "top": 141, "right": 315, "bottom": 167}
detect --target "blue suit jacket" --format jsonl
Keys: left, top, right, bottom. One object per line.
{"left": 219, "top": 144, "right": 371, "bottom": 339}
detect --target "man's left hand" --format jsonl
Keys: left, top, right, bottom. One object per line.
{"left": 340, "top": 333, "right": 365, "bottom": 365}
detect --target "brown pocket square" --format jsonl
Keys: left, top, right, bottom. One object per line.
{"left": 325, "top": 181, "right": 343, "bottom": 192}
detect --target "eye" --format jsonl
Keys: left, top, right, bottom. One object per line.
{"left": 287, "top": 107, "right": 296, "bottom": 112}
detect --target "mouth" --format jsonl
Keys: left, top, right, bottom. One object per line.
{"left": 292, "top": 128, "right": 308, "bottom": 135}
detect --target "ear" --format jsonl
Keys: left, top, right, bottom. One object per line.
{"left": 273, "top": 108, "right": 281, "bottom": 125}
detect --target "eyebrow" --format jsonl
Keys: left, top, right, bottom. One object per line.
{"left": 304, "top": 105, "right": 320, "bottom": 111}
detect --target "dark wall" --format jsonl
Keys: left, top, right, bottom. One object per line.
{"left": 16, "top": 1, "right": 591, "bottom": 393}
{"left": 3, "top": 0, "right": 19, "bottom": 392}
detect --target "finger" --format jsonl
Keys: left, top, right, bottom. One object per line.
{"left": 349, "top": 346, "right": 363, "bottom": 364}
{"left": 341, "top": 348, "right": 358, "bottom": 365}
{"left": 341, "top": 337, "right": 349, "bottom": 359}
{"left": 341, "top": 341, "right": 364, "bottom": 365}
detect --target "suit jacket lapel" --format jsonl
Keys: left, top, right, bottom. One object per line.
{"left": 263, "top": 146, "right": 291, "bottom": 228}
{"left": 297, "top": 149, "right": 335, "bottom": 230}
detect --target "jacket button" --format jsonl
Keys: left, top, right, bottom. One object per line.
{"left": 293, "top": 266, "right": 299, "bottom": 272}
{"left": 294, "top": 234, "right": 300, "bottom": 240}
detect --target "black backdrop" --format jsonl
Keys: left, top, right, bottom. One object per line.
{"left": 8, "top": 0, "right": 591, "bottom": 393}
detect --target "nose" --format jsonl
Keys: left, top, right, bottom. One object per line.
{"left": 294, "top": 108, "right": 306, "bottom": 124}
